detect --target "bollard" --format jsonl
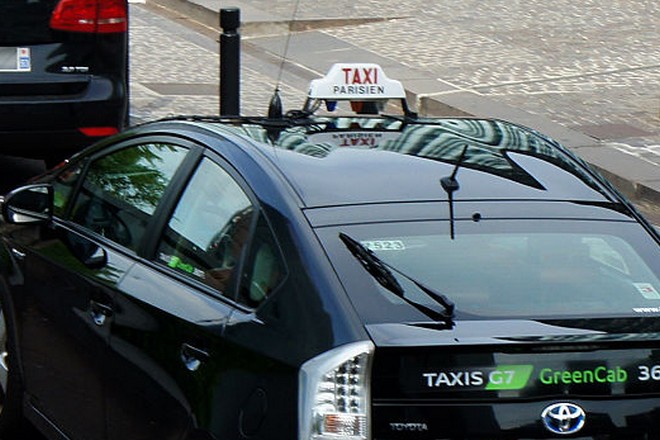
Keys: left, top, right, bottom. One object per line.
{"left": 220, "top": 8, "right": 240, "bottom": 116}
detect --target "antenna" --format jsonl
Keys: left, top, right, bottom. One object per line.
{"left": 267, "top": 0, "right": 303, "bottom": 118}
{"left": 268, "top": 88, "right": 283, "bottom": 118}
{"left": 441, "top": 144, "right": 469, "bottom": 193}
{"left": 440, "top": 145, "right": 469, "bottom": 240}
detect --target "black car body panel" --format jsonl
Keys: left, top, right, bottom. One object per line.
{"left": 0, "top": 0, "right": 128, "bottom": 160}
{"left": 0, "top": 111, "right": 659, "bottom": 440}
{"left": 369, "top": 321, "right": 660, "bottom": 438}
{"left": 15, "top": 224, "right": 133, "bottom": 439}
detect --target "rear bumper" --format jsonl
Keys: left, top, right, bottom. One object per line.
{"left": 0, "top": 76, "right": 127, "bottom": 158}
{"left": 0, "top": 130, "right": 107, "bottom": 158}
{"left": 373, "top": 398, "right": 660, "bottom": 439}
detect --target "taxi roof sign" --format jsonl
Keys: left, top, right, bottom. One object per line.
{"left": 308, "top": 63, "right": 407, "bottom": 101}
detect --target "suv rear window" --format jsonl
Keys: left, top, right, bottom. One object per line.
{"left": 0, "top": 0, "right": 59, "bottom": 45}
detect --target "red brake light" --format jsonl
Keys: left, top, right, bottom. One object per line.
{"left": 50, "top": 0, "right": 127, "bottom": 34}
{"left": 78, "top": 126, "right": 120, "bottom": 137}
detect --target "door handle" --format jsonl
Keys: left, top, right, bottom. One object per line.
{"left": 180, "top": 343, "right": 209, "bottom": 372}
{"left": 10, "top": 248, "right": 26, "bottom": 260}
{"left": 89, "top": 300, "right": 113, "bottom": 326}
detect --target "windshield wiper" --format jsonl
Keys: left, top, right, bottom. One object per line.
{"left": 339, "top": 233, "right": 455, "bottom": 323}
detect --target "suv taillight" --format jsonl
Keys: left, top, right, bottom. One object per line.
{"left": 50, "top": 0, "right": 127, "bottom": 34}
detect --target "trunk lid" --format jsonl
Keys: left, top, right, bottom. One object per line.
{"left": 368, "top": 319, "right": 660, "bottom": 439}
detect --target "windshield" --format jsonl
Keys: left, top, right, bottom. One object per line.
{"left": 317, "top": 219, "right": 660, "bottom": 323}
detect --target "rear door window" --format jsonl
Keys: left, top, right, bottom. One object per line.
{"left": 156, "top": 158, "right": 254, "bottom": 297}
{"left": 156, "top": 157, "right": 284, "bottom": 306}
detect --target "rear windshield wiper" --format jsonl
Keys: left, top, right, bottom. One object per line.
{"left": 339, "top": 233, "right": 455, "bottom": 323}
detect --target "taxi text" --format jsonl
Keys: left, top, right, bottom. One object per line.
{"left": 332, "top": 67, "right": 386, "bottom": 96}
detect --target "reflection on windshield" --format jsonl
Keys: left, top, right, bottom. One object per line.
{"left": 209, "top": 118, "right": 605, "bottom": 194}
{"left": 321, "top": 221, "right": 660, "bottom": 322}
{"left": 370, "top": 232, "right": 660, "bottom": 318}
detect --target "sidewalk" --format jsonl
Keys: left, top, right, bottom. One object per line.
{"left": 130, "top": 0, "right": 660, "bottom": 219}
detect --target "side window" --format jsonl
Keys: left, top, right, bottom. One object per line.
{"left": 157, "top": 158, "right": 254, "bottom": 297}
{"left": 237, "top": 215, "right": 285, "bottom": 308}
{"left": 71, "top": 143, "right": 188, "bottom": 251}
{"left": 157, "top": 158, "right": 285, "bottom": 305}
{"left": 52, "top": 161, "right": 84, "bottom": 217}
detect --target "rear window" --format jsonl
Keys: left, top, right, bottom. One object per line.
{"left": 209, "top": 117, "right": 607, "bottom": 197}
{"left": 317, "top": 219, "right": 660, "bottom": 322}
{"left": 0, "top": 0, "right": 59, "bottom": 45}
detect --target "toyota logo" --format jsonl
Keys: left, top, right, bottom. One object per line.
{"left": 541, "top": 402, "right": 586, "bottom": 435}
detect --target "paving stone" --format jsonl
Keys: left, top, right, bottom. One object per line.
{"left": 130, "top": 0, "right": 660, "bottom": 215}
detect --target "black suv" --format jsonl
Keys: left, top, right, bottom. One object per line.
{"left": 0, "top": 0, "right": 129, "bottom": 164}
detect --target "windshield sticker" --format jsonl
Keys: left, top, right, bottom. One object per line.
{"left": 634, "top": 283, "right": 660, "bottom": 300}
{"left": 160, "top": 253, "right": 205, "bottom": 278}
{"left": 362, "top": 240, "right": 406, "bottom": 251}
{"left": 632, "top": 306, "right": 660, "bottom": 314}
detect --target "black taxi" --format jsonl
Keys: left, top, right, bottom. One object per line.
{"left": 1, "top": 64, "right": 659, "bottom": 439}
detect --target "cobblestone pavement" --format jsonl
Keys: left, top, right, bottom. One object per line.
{"left": 295, "top": 0, "right": 660, "bottom": 159}
{"left": 216, "top": 0, "right": 660, "bottom": 134}
{"left": 129, "top": 0, "right": 659, "bottom": 214}
{"left": 129, "top": 3, "right": 304, "bottom": 121}
{"left": 322, "top": 0, "right": 660, "bottom": 140}
{"left": 133, "top": 0, "right": 659, "bottom": 152}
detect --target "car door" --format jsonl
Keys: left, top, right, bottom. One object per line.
{"left": 107, "top": 152, "right": 285, "bottom": 439}
{"left": 12, "top": 139, "right": 191, "bottom": 439}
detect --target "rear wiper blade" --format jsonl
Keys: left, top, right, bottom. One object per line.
{"left": 339, "top": 233, "right": 455, "bottom": 322}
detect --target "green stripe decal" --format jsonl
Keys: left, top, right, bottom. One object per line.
{"left": 485, "top": 364, "right": 534, "bottom": 390}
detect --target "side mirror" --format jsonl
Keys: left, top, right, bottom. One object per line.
{"left": 1, "top": 184, "right": 54, "bottom": 224}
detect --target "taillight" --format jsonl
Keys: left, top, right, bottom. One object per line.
{"left": 78, "top": 126, "right": 120, "bottom": 137}
{"left": 299, "top": 341, "right": 374, "bottom": 440}
{"left": 50, "top": 0, "right": 127, "bottom": 34}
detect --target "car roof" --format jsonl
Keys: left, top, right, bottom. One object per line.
{"left": 187, "top": 116, "right": 615, "bottom": 209}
